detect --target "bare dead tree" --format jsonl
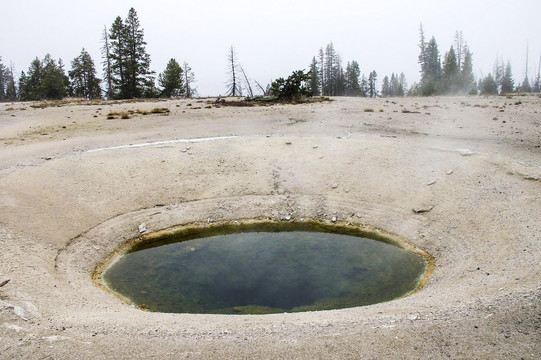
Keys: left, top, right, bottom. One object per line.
{"left": 101, "top": 26, "right": 113, "bottom": 99}
{"left": 239, "top": 65, "right": 253, "bottom": 98}
{"left": 226, "top": 46, "right": 242, "bottom": 97}
{"left": 454, "top": 30, "right": 464, "bottom": 72}
{"left": 182, "top": 61, "right": 196, "bottom": 98}
{"left": 254, "top": 80, "right": 268, "bottom": 96}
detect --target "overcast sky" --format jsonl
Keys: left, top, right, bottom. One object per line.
{"left": 1, "top": 0, "right": 540, "bottom": 96}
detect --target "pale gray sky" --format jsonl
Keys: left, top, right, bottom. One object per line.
{"left": 1, "top": 0, "right": 540, "bottom": 96}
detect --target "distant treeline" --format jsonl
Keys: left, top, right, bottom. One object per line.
{"left": 305, "top": 43, "right": 404, "bottom": 98}
{"left": 1, "top": 14, "right": 540, "bottom": 102}
{"left": 0, "top": 8, "right": 196, "bottom": 102}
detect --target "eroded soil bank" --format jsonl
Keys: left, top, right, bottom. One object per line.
{"left": 0, "top": 96, "right": 540, "bottom": 359}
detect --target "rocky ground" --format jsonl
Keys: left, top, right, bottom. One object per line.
{"left": 0, "top": 95, "right": 540, "bottom": 359}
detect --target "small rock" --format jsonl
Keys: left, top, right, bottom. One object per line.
{"left": 332, "top": 183, "right": 338, "bottom": 189}
{"left": 426, "top": 179, "right": 437, "bottom": 186}
{"left": 446, "top": 169, "right": 454, "bottom": 175}
{"left": 284, "top": 215, "right": 291, "bottom": 221}
{"left": 332, "top": 216, "right": 337, "bottom": 222}
{"left": 285, "top": 141, "right": 292, "bottom": 145}
{"left": 138, "top": 223, "right": 147, "bottom": 234}
{"left": 313, "top": 145, "right": 319, "bottom": 149}
{"left": 458, "top": 148, "right": 474, "bottom": 156}
{"left": 413, "top": 205, "right": 434, "bottom": 214}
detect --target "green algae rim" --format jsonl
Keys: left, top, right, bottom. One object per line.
{"left": 93, "top": 219, "right": 434, "bottom": 313}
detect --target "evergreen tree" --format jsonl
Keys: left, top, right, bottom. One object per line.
{"left": 501, "top": 61, "right": 514, "bottom": 94}
{"left": 107, "top": 8, "right": 154, "bottom": 99}
{"left": 20, "top": 58, "right": 43, "bottom": 100}
{"left": 390, "top": 73, "right": 400, "bottom": 96}
{"left": 69, "top": 49, "right": 102, "bottom": 100}
{"left": 441, "top": 46, "right": 459, "bottom": 93}
{"left": 421, "top": 37, "right": 441, "bottom": 95}
{"left": 360, "top": 75, "right": 368, "bottom": 97}
{"left": 480, "top": 73, "right": 498, "bottom": 95}
{"left": 344, "top": 60, "right": 361, "bottom": 96}
{"left": 18, "top": 55, "right": 68, "bottom": 100}
{"left": 124, "top": 8, "right": 154, "bottom": 97}
{"left": 520, "top": 76, "right": 531, "bottom": 93}
{"left": 0, "top": 58, "right": 6, "bottom": 101}
{"left": 109, "top": 16, "right": 128, "bottom": 98}
{"left": 398, "top": 73, "right": 407, "bottom": 96}
{"left": 308, "top": 57, "right": 321, "bottom": 96}
{"left": 318, "top": 48, "right": 325, "bottom": 95}
{"left": 381, "top": 75, "right": 391, "bottom": 97}
{"left": 533, "top": 54, "right": 541, "bottom": 93}
{"left": 520, "top": 43, "right": 532, "bottom": 93}
{"left": 158, "top": 58, "right": 184, "bottom": 97}
{"left": 494, "top": 57, "right": 505, "bottom": 93}
{"left": 368, "top": 70, "right": 378, "bottom": 98}
{"left": 5, "top": 63, "right": 17, "bottom": 101}
{"left": 269, "top": 70, "right": 311, "bottom": 101}
{"left": 418, "top": 24, "right": 427, "bottom": 82}
{"left": 41, "top": 55, "right": 68, "bottom": 99}
{"left": 460, "top": 47, "right": 475, "bottom": 94}
{"left": 182, "top": 61, "right": 197, "bottom": 98}
{"left": 323, "top": 43, "right": 338, "bottom": 96}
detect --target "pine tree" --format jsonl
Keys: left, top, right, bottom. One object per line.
{"left": 41, "top": 55, "right": 68, "bottom": 100}
{"left": 390, "top": 73, "right": 400, "bottom": 96}
{"left": 20, "top": 58, "right": 43, "bottom": 100}
{"left": 18, "top": 55, "right": 68, "bottom": 100}
{"left": 360, "top": 75, "right": 368, "bottom": 97}
{"left": 344, "top": 60, "right": 361, "bottom": 96}
{"left": 0, "top": 57, "right": 6, "bottom": 101}
{"left": 124, "top": 8, "right": 154, "bottom": 98}
{"left": 109, "top": 16, "right": 128, "bottom": 98}
{"left": 69, "top": 49, "right": 102, "bottom": 100}
{"left": 418, "top": 24, "right": 427, "bottom": 82}
{"left": 323, "top": 42, "right": 339, "bottom": 96}
{"left": 442, "top": 46, "right": 459, "bottom": 93}
{"left": 318, "top": 48, "right": 325, "bottom": 95}
{"left": 501, "top": 61, "right": 514, "bottom": 94}
{"left": 5, "top": 63, "right": 17, "bottom": 100}
{"left": 381, "top": 76, "right": 390, "bottom": 97}
{"left": 494, "top": 57, "right": 505, "bottom": 93}
{"left": 520, "top": 43, "right": 532, "bottom": 93}
{"left": 107, "top": 8, "right": 154, "bottom": 99}
{"left": 460, "top": 47, "right": 475, "bottom": 94}
{"left": 533, "top": 53, "right": 541, "bottom": 93}
{"left": 308, "top": 57, "right": 321, "bottom": 96}
{"left": 158, "top": 58, "right": 184, "bottom": 98}
{"left": 421, "top": 37, "right": 441, "bottom": 95}
{"left": 368, "top": 71, "right": 378, "bottom": 98}
{"left": 398, "top": 73, "right": 407, "bottom": 96}
{"left": 480, "top": 73, "right": 498, "bottom": 95}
